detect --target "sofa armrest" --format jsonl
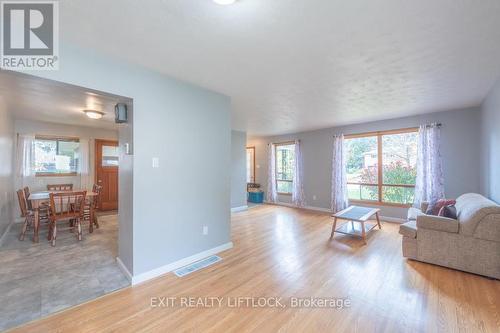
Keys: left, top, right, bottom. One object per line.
{"left": 416, "top": 215, "right": 459, "bottom": 233}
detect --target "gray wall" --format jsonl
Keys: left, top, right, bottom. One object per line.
{"left": 0, "top": 99, "right": 14, "bottom": 241}
{"left": 248, "top": 108, "right": 481, "bottom": 219}
{"left": 22, "top": 42, "right": 231, "bottom": 276}
{"left": 480, "top": 78, "right": 500, "bottom": 203}
{"left": 231, "top": 131, "right": 247, "bottom": 209}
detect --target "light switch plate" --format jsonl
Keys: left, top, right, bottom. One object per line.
{"left": 152, "top": 157, "right": 160, "bottom": 168}
{"left": 203, "top": 226, "right": 208, "bottom": 235}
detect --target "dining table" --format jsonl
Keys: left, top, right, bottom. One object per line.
{"left": 28, "top": 190, "right": 98, "bottom": 243}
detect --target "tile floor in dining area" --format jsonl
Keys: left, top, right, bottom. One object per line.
{"left": 0, "top": 213, "right": 129, "bottom": 331}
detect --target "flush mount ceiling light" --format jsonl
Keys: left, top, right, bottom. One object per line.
{"left": 84, "top": 110, "right": 104, "bottom": 119}
{"left": 213, "top": 0, "right": 237, "bottom": 5}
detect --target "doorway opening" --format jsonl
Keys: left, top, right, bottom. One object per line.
{"left": 0, "top": 70, "right": 133, "bottom": 330}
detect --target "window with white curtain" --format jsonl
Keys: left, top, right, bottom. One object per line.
{"left": 275, "top": 143, "right": 295, "bottom": 194}
{"left": 345, "top": 129, "right": 418, "bottom": 206}
{"left": 34, "top": 136, "right": 80, "bottom": 176}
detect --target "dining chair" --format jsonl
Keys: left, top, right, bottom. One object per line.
{"left": 83, "top": 184, "right": 102, "bottom": 230}
{"left": 48, "top": 191, "right": 87, "bottom": 246}
{"left": 47, "top": 184, "right": 73, "bottom": 191}
{"left": 23, "top": 186, "right": 49, "bottom": 223}
{"left": 17, "top": 189, "right": 34, "bottom": 241}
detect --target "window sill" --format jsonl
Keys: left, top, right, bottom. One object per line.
{"left": 35, "top": 173, "right": 78, "bottom": 177}
{"left": 349, "top": 199, "right": 412, "bottom": 209}
{"left": 277, "top": 192, "right": 292, "bottom": 196}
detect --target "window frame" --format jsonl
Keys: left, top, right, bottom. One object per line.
{"left": 345, "top": 127, "right": 418, "bottom": 208}
{"left": 246, "top": 146, "right": 256, "bottom": 183}
{"left": 274, "top": 141, "right": 295, "bottom": 195}
{"left": 34, "top": 135, "right": 80, "bottom": 177}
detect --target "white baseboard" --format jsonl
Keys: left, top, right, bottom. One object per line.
{"left": 126, "top": 242, "right": 234, "bottom": 286}
{"left": 264, "top": 201, "right": 405, "bottom": 223}
{"left": 231, "top": 205, "right": 248, "bottom": 213}
{"left": 116, "top": 257, "right": 133, "bottom": 283}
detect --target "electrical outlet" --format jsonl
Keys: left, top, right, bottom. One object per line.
{"left": 313, "top": 195, "right": 317, "bottom": 200}
{"left": 203, "top": 226, "right": 208, "bottom": 235}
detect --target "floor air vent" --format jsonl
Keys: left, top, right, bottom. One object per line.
{"left": 174, "top": 255, "right": 222, "bottom": 277}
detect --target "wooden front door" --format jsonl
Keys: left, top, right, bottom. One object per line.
{"left": 95, "top": 139, "right": 119, "bottom": 211}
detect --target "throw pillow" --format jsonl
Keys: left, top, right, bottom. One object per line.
{"left": 438, "top": 204, "right": 457, "bottom": 219}
{"left": 426, "top": 199, "right": 456, "bottom": 216}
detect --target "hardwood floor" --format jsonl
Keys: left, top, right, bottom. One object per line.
{"left": 12, "top": 205, "right": 500, "bottom": 332}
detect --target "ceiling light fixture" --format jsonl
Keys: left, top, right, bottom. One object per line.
{"left": 213, "top": 0, "right": 236, "bottom": 5}
{"left": 84, "top": 110, "right": 104, "bottom": 119}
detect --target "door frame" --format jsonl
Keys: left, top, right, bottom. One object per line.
{"left": 94, "top": 139, "right": 119, "bottom": 211}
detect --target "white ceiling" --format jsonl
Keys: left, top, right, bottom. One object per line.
{"left": 0, "top": 71, "right": 127, "bottom": 130}
{"left": 47, "top": 1, "right": 500, "bottom": 134}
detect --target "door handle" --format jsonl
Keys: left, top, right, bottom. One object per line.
{"left": 98, "top": 180, "right": 102, "bottom": 183}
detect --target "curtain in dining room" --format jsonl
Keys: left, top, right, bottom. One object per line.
{"left": 292, "top": 140, "right": 306, "bottom": 207}
{"left": 414, "top": 123, "right": 445, "bottom": 208}
{"left": 15, "top": 134, "right": 36, "bottom": 187}
{"left": 78, "top": 138, "right": 93, "bottom": 190}
{"left": 331, "top": 134, "right": 348, "bottom": 213}
{"left": 266, "top": 143, "right": 278, "bottom": 203}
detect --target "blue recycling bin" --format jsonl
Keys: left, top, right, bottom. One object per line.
{"left": 248, "top": 191, "right": 264, "bottom": 203}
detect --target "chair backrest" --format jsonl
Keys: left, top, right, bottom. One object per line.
{"left": 49, "top": 191, "right": 87, "bottom": 219}
{"left": 17, "top": 189, "right": 29, "bottom": 218}
{"left": 23, "top": 186, "right": 32, "bottom": 210}
{"left": 92, "top": 184, "right": 103, "bottom": 207}
{"left": 47, "top": 184, "right": 73, "bottom": 191}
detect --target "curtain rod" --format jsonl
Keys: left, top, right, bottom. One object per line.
{"left": 333, "top": 124, "right": 442, "bottom": 138}
{"left": 268, "top": 140, "right": 299, "bottom": 146}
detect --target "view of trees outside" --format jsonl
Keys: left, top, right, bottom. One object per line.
{"left": 346, "top": 136, "right": 378, "bottom": 201}
{"left": 34, "top": 139, "right": 79, "bottom": 174}
{"left": 345, "top": 132, "right": 418, "bottom": 204}
{"left": 276, "top": 144, "right": 295, "bottom": 193}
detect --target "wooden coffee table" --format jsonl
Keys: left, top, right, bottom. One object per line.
{"left": 330, "top": 206, "right": 381, "bottom": 244}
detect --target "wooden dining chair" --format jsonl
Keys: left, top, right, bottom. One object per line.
{"left": 83, "top": 184, "right": 102, "bottom": 230}
{"left": 48, "top": 191, "right": 86, "bottom": 246}
{"left": 17, "top": 189, "right": 34, "bottom": 241}
{"left": 23, "top": 186, "right": 49, "bottom": 224}
{"left": 47, "top": 184, "right": 73, "bottom": 191}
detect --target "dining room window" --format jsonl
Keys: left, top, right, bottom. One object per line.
{"left": 275, "top": 143, "right": 295, "bottom": 194}
{"left": 345, "top": 128, "right": 418, "bottom": 206}
{"left": 34, "top": 136, "right": 80, "bottom": 176}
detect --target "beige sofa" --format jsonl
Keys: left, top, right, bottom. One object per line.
{"left": 399, "top": 193, "right": 500, "bottom": 279}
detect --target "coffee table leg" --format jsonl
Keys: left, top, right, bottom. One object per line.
{"left": 361, "top": 221, "right": 366, "bottom": 244}
{"left": 330, "top": 217, "right": 338, "bottom": 239}
{"left": 375, "top": 212, "right": 382, "bottom": 229}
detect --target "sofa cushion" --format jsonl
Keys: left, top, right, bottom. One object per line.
{"left": 438, "top": 205, "right": 457, "bottom": 219}
{"left": 426, "top": 199, "right": 456, "bottom": 215}
{"left": 399, "top": 220, "right": 417, "bottom": 238}
{"left": 455, "top": 193, "right": 500, "bottom": 236}
{"left": 407, "top": 207, "right": 424, "bottom": 221}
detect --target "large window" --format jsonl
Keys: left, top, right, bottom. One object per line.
{"left": 275, "top": 143, "right": 295, "bottom": 194}
{"left": 34, "top": 137, "right": 80, "bottom": 176}
{"left": 246, "top": 147, "right": 255, "bottom": 183}
{"left": 345, "top": 129, "right": 418, "bottom": 206}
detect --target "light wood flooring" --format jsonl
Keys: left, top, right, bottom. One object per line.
{"left": 11, "top": 205, "right": 500, "bottom": 332}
